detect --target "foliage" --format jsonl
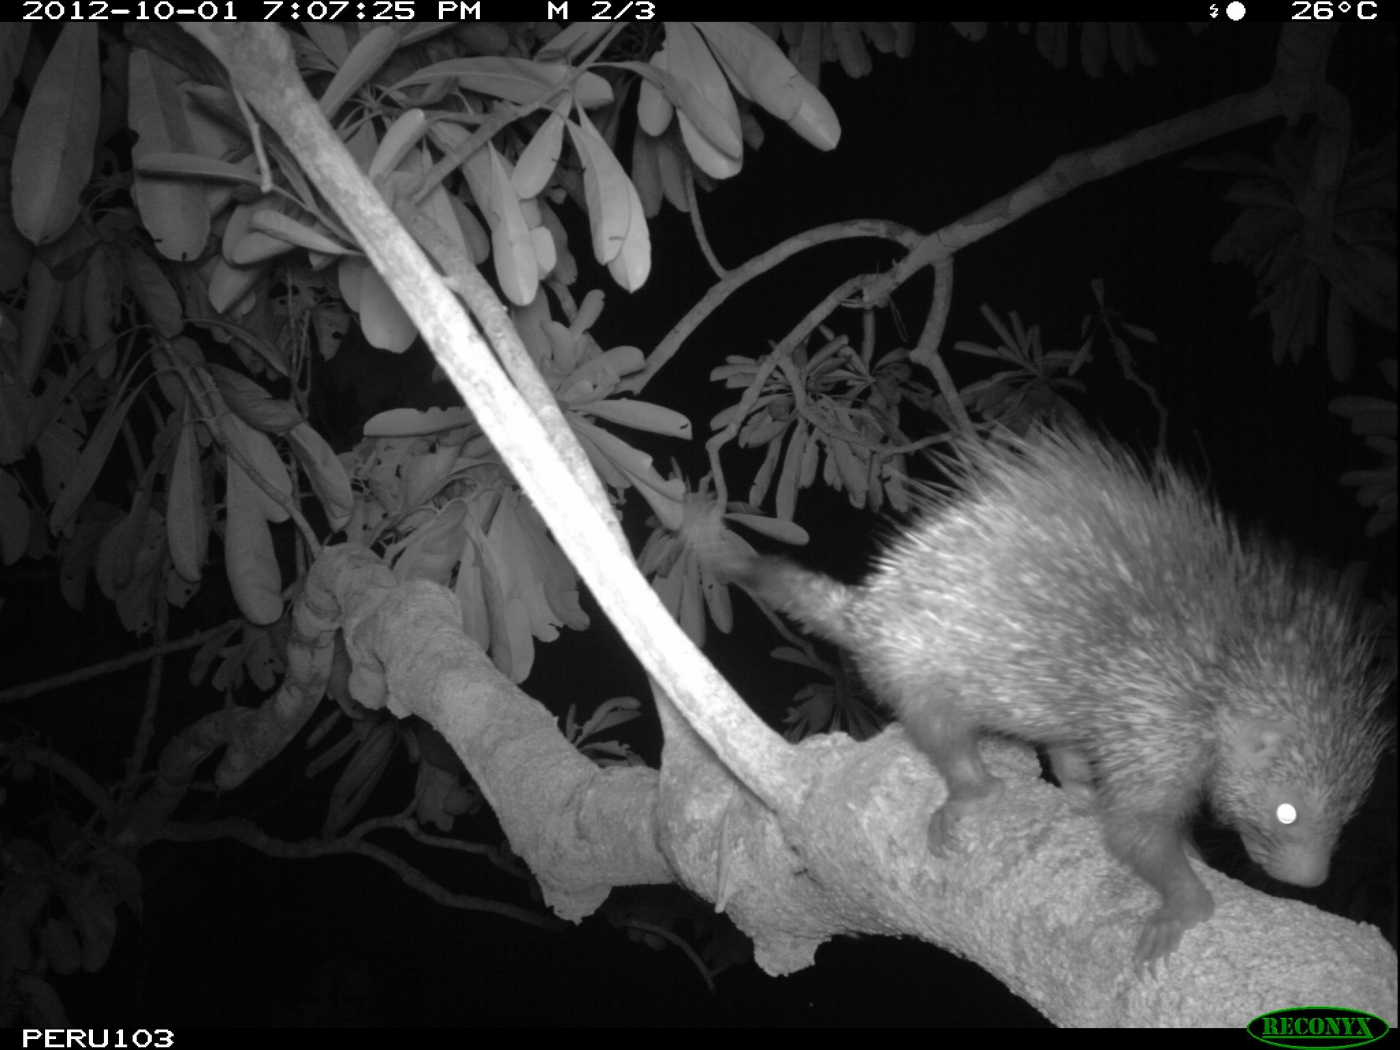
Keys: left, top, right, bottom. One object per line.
{"left": 0, "top": 21, "right": 1392, "bottom": 1024}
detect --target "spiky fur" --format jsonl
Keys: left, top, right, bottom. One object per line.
{"left": 742, "top": 429, "right": 1391, "bottom": 972}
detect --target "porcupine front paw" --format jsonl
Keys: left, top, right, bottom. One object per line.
{"left": 1134, "top": 879, "right": 1215, "bottom": 977}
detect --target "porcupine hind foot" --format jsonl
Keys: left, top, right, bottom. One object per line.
{"left": 906, "top": 705, "right": 1006, "bottom": 855}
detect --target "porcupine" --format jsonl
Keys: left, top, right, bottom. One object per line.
{"left": 737, "top": 428, "right": 1390, "bottom": 973}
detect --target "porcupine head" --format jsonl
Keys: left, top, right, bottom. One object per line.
{"left": 1203, "top": 559, "right": 1391, "bottom": 892}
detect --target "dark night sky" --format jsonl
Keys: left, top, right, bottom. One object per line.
{"left": 3, "top": 22, "right": 1395, "bottom": 1027}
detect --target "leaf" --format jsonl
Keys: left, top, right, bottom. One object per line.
{"left": 0, "top": 469, "right": 30, "bottom": 565}
{"left": 489, "top": 494, "right": 584, "bottom": 643}
{"left": 207, "top": 363, "right": 304, "bottom": 434}
{"left": 567, "top": 110, "right": 633, "bottom": 266}
{"left": 226, "top": 228, "right": 298, "bottom": 266}
{"left": 106, "top": 462, "right": 157, "bottom": 589}
{"left": 217, "top": 414, "right": 291, "bottom": 522}
{"left": 639, "top": 50, "right": 735, "bottom": 183}
{"left": 662, "top": 23, "right": 743, "bottom": 175}
{"left": 655, "top": 136, "right": 691, "bottom": 213}
{"left": 446, "top": 193, "right": 490, "bottom": 264}
{"left": 455, "top": 550, "right": 489, "bottom": 652}
{"left": 694, "top": 21, "right": 840, "bottom": 149}
{"left": 368, "top": 107, "right": 426, "bottom": 180}
{"left": 1081, "top": 21, "right": 1107, "bottom": 78}
{"left": 49, "top": 385, "right": 139, "bottom": 533}
{"left": 55, "top": 510, "right": 100, "bottom": 610}
{"left": 636, "top": 59, "right": 674, "bottom": 136}
{"left": 605, "top": 179, "right": 651, "bottom": 291}
{"left": 391, "top": 56, "right": 613, "bottom": 108}
{"left": 167, "top": 415, "right": 207, "bottom": 582}
{"left": 582, "top": 398, "right": 692, "bottom": 438}
{"left": 776, "top": 417, "right": 808, "bottom": 521}
{"left": 93, "top": 507, "right": 163, "bottom": 633}
{"left": 488, "top": 146, "right": 538, "bottom": 306}
{"left": 395, "top": 498, "right": 467, "bottom": 584}
{"left": 462, "top": 512, "right": 530, "bottom": 681}
{"left": 950, "top": 22, "right": 987, "bottom": 43}
{"left": 247, "top": 210, "right": 354, "bottom": 256}
{"left": 531, "top": 225, "right": 557, "bottom": 278}
{"left": 363, "top": 406, "right": 474, "bottom": 436}
{"left": 724, "top": 512, "right": 809, "bottom": 546}
{"left": 118, "top": 244, "right": 184, "bottom": 338}
{"left": 558, "top": 345, "right": 646, "bottom": 401}
{"left": 303, "top": 23, "right": 351, "bottom": 66}
{"left": 691, "top": 21, "right": 828, "bottom": 137}
{"left": 700, "top": 548, "right": 734, "bottom": 635}
{"left": 86, "top": 846, "right": 144, "bottom": 921}
{"left": 206, "top": 257, "right": 263, "bottom": 314}
{"left": 127, "top": 49, "right": 211, "bottom": 262}
{"left": 511, "top": 498, "right": 589, "bottom": 633}
{"left": 135, "top": 150, "right": 265, "bottom": 185}
{"left": 17, "top": 256, "right": 62, "bottom": 387}
{"left": 82, "top": 248, "right": 117, "bottom": 378}
{"left": 832, "top": 22, "right": 873, "bottom": 78}
{"left": 572, "top": 289, "right": 606, "bottom": 335}
{"left": 576, "top": 696, "right": 642, "bottom": 740}
{"left": 40, "top": 917, "right": 81, "bottom": 975}
{"left": 0, "top": 24, "right": 32, "bottom": 117}
{"left": 12, "top": 23, "right": 99, "bottom": 245}
{"left": 1323, "top": 241, "right": 1398, "bottom": 332}
{"left": 631, "top": 127, "right": 663, "bottom": 218}
{"left": 356, "top": 264, "right": 417, "bottom": 353}
{"left": 414, "top": 762, "right": 465, "bottom": 831}
{"left": 325, "top": 719, "right": 400, "bottom": 836}
{"left": 513, "top": 97, "right": 568, "bottom": 199}
{"left": 571, "top": 419, "right": 685, "bottom": 530}
{"left": 535, "top": 22, "right": 613, "bottom": 63}
{"left": 320, "top": 24, "right": 403, "bottom": 119}
{"left": 224, "top": 458, "right": 283, "bottom": 625}
{"left": 782, "top": 72, "right": 841, "bottom": 151}
{"left": 287, "top": 422, "right": 353, "bottom": 531}
{"left": 67, "top": 876, "right": 117, "bottom": 972}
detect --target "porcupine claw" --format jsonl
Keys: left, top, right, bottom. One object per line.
{"left": 1134, "top": 879, "right": 1215, "bottom": 977}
